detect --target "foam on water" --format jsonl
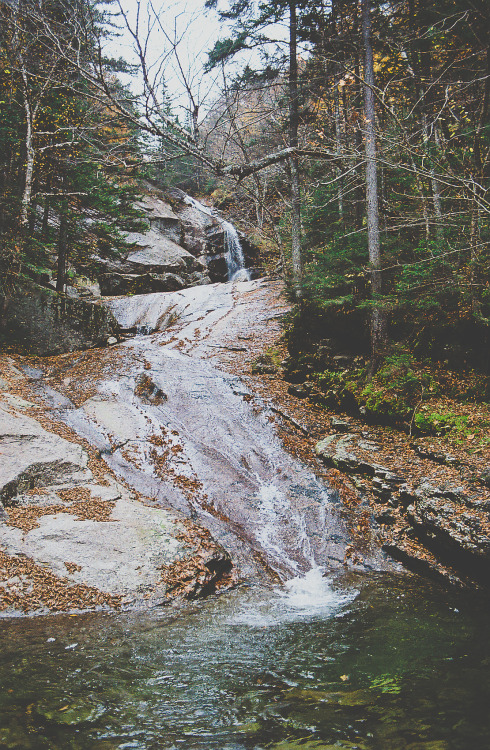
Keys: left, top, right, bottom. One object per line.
{"left": 229, "top": 567, "right": 357, "bottom": 627}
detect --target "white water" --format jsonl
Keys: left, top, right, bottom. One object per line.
{"left": 228, "top": 566, "right": 356, "bottom": 626}
{"left": 184, "top": 195, "right": 251, "bottom": 281}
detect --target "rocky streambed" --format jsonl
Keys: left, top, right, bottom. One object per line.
{"left": 1, "top": 278, "right": 489, "bottom": 619}
{"left": 0, "top": 280, "right": 382, "bottom": 617}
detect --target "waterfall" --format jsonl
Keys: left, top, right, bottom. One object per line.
{"left": 184, "top": 195, "right": 251, "bottom": 282}
{"left": 222, "top": 221, "right": 250, "bottom": 281}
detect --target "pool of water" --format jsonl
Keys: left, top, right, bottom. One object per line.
{"left": 1, "top": 570, "right": 489, "bottom": 750}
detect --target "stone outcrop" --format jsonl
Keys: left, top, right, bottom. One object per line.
{"left": 89, "top": 191, "right": 254, "bottom": 294}
{"left": 314, "top": 426, "right": 490, "bottom": 590}
{"left": 0, "top": 368, "right": 235, "bottom": 615}
{"left": 0, "top": 280, "right": 120, "bottom": 355}
{"left": 164, "top": 188, "right": 257, "bottom": 282}
{"left": 0, "top": 404, "right": 91, "bottom": 505}
{"left": 98, "top": 272, "right": 186, "bottom": 296}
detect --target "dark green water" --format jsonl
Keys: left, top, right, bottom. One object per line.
{"left": 1, "top": 570, "right": 489, "bottom": 750}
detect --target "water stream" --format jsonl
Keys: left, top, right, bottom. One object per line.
{"left": 47, "top": 281, "right": 387, "bottom": 580}
{"left": 2, "top": 280, "right": 489, "bottom": 748}
{"left": 1, "top": 574, "right": 489, "bottom": 749}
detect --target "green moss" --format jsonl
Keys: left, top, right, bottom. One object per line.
{"left": 251, "top": 347, "right": 282, "bottom": 375}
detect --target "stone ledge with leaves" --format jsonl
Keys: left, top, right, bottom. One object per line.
{"left": 0, "top": 357, "right": 234, "bottom": 616}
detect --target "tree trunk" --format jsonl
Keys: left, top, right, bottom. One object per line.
{"left": 362, "top": 0, "right": 387, "bottom": 362}
{"left": 333, "top": 72, "right": 344, "bottom": 225}
{"left": 20, "top": 103, "right": 35, "bottom": 231}
{"left": 354, "top": 55, "right": 364, "bottom": 231}
{"left": 56, "top": 201, "right": 68, "bottom": 293}
{"left": 289, "top": 0, "right": 302, "bottom": 299}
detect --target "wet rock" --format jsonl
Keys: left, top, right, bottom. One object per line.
{"left": 315, "top": 428, "right": 490, "bottom": 584}
{"left": 161, "top": 543, "right": 234, "bottom": 600}
{"left": 406, "top": 491, "right": 490, "bottom": 561}
{"left": 98, "top": 272, "right": 186, "bottom": 296}
{"left": 0, "top": 389, "right": 237, "bottom": 612}
{"left": 206, "top": 254, "right": 229, "bottom": 282}
{"left": 35, "top": 697, "right": 106, "bottom": 725}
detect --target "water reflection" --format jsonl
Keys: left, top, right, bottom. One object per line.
{"left": 0, "top": 572, "right": 489, "bottom": 749}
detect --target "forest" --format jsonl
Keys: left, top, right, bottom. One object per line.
{"left": 1, "top": 0, "right": 489, "bottom": 366}
{"left": 2, "top": 3, "right": 490, "bottom": 745}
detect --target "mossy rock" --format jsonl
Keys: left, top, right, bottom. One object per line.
{"left": 0, "top": 279, "right": 119, "bottom": 355}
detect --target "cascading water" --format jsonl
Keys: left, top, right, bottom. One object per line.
{"left": 44, "top": 280, "right": 386, "bottom": 582}
{"left": 184, "top": 194, "right": 251, "bottom": 281}
{"left": 222, "top": 220, "right": 250, "bottom": 281}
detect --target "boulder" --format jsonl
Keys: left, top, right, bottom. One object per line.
{"left": 0, "top": 280, "right": 120, "bottom": 355}
{"left": 0, "top": 404, "right": 91, "bottom": 506}
{"left": 315, "top": 434, "right": 389, "bottom": 477}
{"left": 189, "top": 271, "right": 212, "bottom": 286}
{"left": 134, "top": 196, "right": 182, "bottom": 243}
{"left": 123, "top": 229, "right": 199, "bottom": 272}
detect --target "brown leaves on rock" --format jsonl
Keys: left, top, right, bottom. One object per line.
{"left": 159, "top": 519, "right": 236, "bottom": 600}
{"left": 0, "top": 550, "right": 122, "bottom": 613}
{"left": 149, "top": 429, "right": 208, "bottom": 503}
{"left": 29, "top": 347, "right": 132, "bottom": 408}
{"left": 5, "top": 496, "right": 116, "bottom": 533}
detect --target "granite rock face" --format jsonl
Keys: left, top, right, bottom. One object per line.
{"left": 90, "top": 191, "right": 256, "bottom": 292}
{"left": 0, "top": 379, "right": 234, "bottom": 615}
{"left": 0, "top": 404, "right": 90, "bottom": 506}
{"left": 98, "top": 272, "right": 186, "bottom": 296}
{"left": 315, "top": 429, "right": 490, "bottom": 589}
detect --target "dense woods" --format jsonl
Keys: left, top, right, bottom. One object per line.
{"left": 1, "top": 0, "right": 489, "bottom": 375}
{"left": 201, "top": 0, "right": 490, "bottom": 372}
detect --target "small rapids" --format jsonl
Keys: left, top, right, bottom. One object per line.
{"left": 228, "top": 566, "right": 356, "bottom": 627}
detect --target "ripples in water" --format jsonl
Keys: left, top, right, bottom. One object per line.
{"left": 1, "top": 571, "right": 489, "bottom": 749}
